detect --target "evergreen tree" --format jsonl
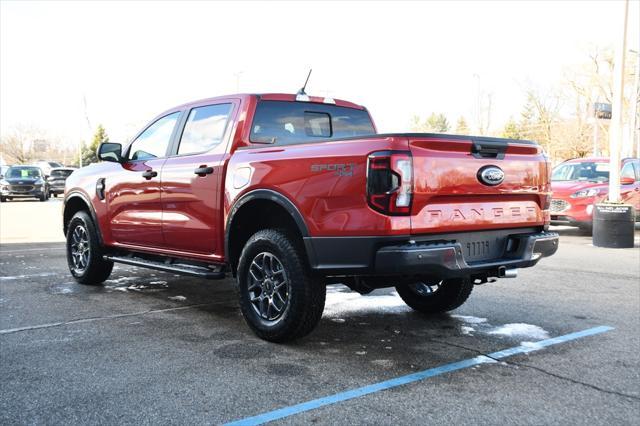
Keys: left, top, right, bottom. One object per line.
{"left": 75, "top": 125, "right": 108, "bottom": 167}
{"left": 501, "top": 117, "right": 523, "bottom": 140}
{"left": 455, "top": 116, "right": 470, "bottom": 135}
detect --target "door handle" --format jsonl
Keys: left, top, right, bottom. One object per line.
{"left": 194, "top": 166, "right": 214, "bottom": 177}
{"left": 142, "top": 170, "right": 158, "bottom": 180}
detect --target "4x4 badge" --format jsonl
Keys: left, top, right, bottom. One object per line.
{"left": 477, "top": 165, "right": 504, "bottom": 186}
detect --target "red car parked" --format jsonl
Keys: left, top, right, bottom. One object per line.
{"left": 63, "top": 93, "right": 559, "bottom": 342}
{"left": 550, "top": 157, "right": 640, "bottom": 230}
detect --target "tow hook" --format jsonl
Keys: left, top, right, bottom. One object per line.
{"left": 498, "top": 266, "right": 518, "bottom": 278}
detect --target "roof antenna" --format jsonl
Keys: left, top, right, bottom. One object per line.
{"left": 296, "top": 69, "right": 312, "bottom": 100}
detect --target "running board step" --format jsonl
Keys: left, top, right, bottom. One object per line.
{"left": 104, "top": 255, "right": 225, "bottom": 279}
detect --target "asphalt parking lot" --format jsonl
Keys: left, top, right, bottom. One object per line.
{"left": 1, "top": 199, "right": 639, "bottom": 425}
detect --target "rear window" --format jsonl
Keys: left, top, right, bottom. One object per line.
{"left": 51, "top": 169, "right": 73, "bottom": 178}
{"left": 250, "top": 100, "right": 375, "bottom": 145}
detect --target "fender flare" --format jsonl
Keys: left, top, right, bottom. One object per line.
{"left": 63, "top": 191, "right": 104, "bottom": 245}
{"left": 225, "top": 189, "right": 310, "bottom": 260}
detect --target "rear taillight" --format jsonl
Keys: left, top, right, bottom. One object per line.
{"left": 366, "top": 150, "right": 413, "bottom": 215}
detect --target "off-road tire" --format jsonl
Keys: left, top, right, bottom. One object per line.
{"left": 395, "top": 277, "right": 473, "bottom": 314}
{"left": 0, "top": 196, "right": 6, "bottom": 202}
{"left": 66, "top": 210, "right": 113, "bottom": 285}
{"left": 237, "top": 229, "right": 326, "bottom": 343}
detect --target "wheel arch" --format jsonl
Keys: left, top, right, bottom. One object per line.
{"left": 225, "top": 189, "right": 311, "bottom": 276}
{"left": 63, "top": 192, "right": 103, "bottom": 245}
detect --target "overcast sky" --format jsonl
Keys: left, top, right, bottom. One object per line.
{"left": 1, "top": 0, "right": 638, "bottom": 145}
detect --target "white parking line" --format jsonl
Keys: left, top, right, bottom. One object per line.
{"left": 0, "top": 303, "right": 216, "bottom": 335}
{"left": 0, "top": 247, "right": 65, "bottom": 254}
{"left": 0, "top": 273, "right": 57, "bottom": 281}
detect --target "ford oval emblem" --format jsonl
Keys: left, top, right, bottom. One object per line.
{"left": 478, "top": 166, "right": 504, "bottom": 186}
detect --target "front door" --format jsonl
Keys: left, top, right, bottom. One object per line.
{"left": 620, "top": 160, "right": 640, "bottom": 213}
{"left": 108, "top": 111, "right": 181, "bottom": 247}
{"left": 160, "top": 102, "right": 236, "bottom": 256}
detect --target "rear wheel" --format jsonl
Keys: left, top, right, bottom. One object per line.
{"left": 395, "top": 277, "right": 473, "bottom": 314}
{"left": 0, "top": 196, "right": 5, "bottom": 202}
{"left": 66, "top": 211, "right": 113, "bottom": 285}
{"left": 237, "top": 229, "right": 326, "bottom": 342}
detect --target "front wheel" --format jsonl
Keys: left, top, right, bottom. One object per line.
{"left": 237, "top": 229, "right": 326, "bottom": 343}
{"left": 395, "top": 277, "right": 473, "bottom": 314}
{"left": 66, "top": 211, "right": 113, "bottom": 284}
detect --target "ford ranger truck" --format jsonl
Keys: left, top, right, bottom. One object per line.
{"left": 63, "top": 93, "right": 559, "bottom": 342}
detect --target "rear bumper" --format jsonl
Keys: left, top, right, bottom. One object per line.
{"left": 375, "top": 232, "right": 558, "bottom": 278}
{"left": 305, "top": 228, "right": 558, "bottom": 278}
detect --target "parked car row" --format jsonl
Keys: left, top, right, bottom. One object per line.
{"left": 550, "top": 157, "right": 640, "bottom": 232}
{"left": 0, "top": 163, "right": 77, "bottom": 202}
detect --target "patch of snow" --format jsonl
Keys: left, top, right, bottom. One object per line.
{"left": 330, "top": 318, "right": 346, "bottom": 323}
{"left": 451, "top": 314, "right": 488, "bottom": 324}
{"left": 472, "top": 355, "right": 497, "bottom": 364}
{"left": 487, "top": 323, "right": 550, "bottom": 340}
{"left": 106, "top": 276, "right": 139, "bottom": 284}
{"left": 355, "top": 351, "right": 367, "bottom": 356}
{"left": 461, "top": 326, "right": 475, "bottom": 335}
{"left": 104, "top": 286, "right": 129, "bottom": 292}
{"left": 168, "top": 295, "right": 187, "bottom": 302}
{"left": 323, "top": 289, "right": 409, "bottom": 317}
{"left": 371, "top": 359, "right": 395, "bottom": 368}
{"left": 520, "top": 341, "right": 545, "bottom": 351}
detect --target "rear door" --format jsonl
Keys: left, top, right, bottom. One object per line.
{"left": 160, "top": 100, "right": 237, "bottom": 256}
{"left": 409, "top": 136, "right": 548, "bottom": 235}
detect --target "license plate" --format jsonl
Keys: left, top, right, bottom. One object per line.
{"left": 465, "top": 240, "right": 491, "bottom": 260}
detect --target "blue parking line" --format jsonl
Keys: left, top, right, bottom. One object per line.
{"left": 224, "top": 325, "right": 614, "bottom": 426}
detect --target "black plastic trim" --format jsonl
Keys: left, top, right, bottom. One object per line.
{"left": 225, "top": 189, "right": 310, "bottom": 260}
{"left": 63, "top": 191, "right": 103, "bottom": 245}
{"left": 305, "top": 228, "right": 557, "bottom": 278}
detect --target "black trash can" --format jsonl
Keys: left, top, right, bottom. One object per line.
{"left": 592, "top": 203, "right": 635, "bottom": 248}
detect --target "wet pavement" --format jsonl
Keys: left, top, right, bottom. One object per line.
{"left": 0, "top": 222, "right": 639, "bottom": 425}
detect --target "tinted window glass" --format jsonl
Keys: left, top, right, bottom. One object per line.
{"left": 6, "top": 167, "right": 42, "bottom": 179}
{"left": 621, "top": 162, "right": 635, "bottom": 180}
{"left": 250, "top": 101, "right": 375, "bottom": 145}
{"left": 178, "top": 104, "right": 232, "bottom": 155}
{"left": 51, "top": 169, "right": 73, "bottom": 178}
{"left": 129, "top": 112, "right": 180, "bottom": 160}
{"left": 551, "top": 162, "right": 610, "bottom": 182}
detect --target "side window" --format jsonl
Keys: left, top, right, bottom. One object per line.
{"left": 177, "top": 104, "right": 232, "bottom": 155}
{"left": 621, "top": 162, "right": 636, "bottom": 180}
{"left": 632, "top": 161, "right": 640, "bottom": 181}
{"left": 128, "top": 112, "right": 180, "bottom": 161}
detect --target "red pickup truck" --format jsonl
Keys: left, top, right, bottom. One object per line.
{"left": 63, "top": 93, "right": 558, "bottom": 342}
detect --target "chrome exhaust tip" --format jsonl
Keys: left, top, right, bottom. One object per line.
{"left": 498, "top": 266, "right": 518, "bottom": 278}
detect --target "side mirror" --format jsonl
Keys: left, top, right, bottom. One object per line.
{"left": 98, "top": 142, "right": 123, "bottom": 163}
{"left": 620, "top": 176, "right": 635, "bottom": 185}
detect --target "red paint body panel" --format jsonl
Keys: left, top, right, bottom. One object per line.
{"left": 409, "top": 137, "right": 548, "bottom": 234}
{"left": 65, "top": 93, "right": 553, "bottom": 265}
{"left": 225, "top": 137, "right": 412, "bottom": 237}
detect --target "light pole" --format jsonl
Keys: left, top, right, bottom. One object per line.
{"left": 592, "top": 0, "right": 634, "bottom": 248}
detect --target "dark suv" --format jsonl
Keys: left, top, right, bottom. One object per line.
{"left": 48, "top": 167, "right": 76, "bottom": 197}
{"left": 0, "top": 166, "right": 50, "bottom": 202}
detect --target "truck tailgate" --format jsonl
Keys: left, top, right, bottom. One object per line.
{"left": 409, "top": 136, "right": 549, "bottom": 235}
